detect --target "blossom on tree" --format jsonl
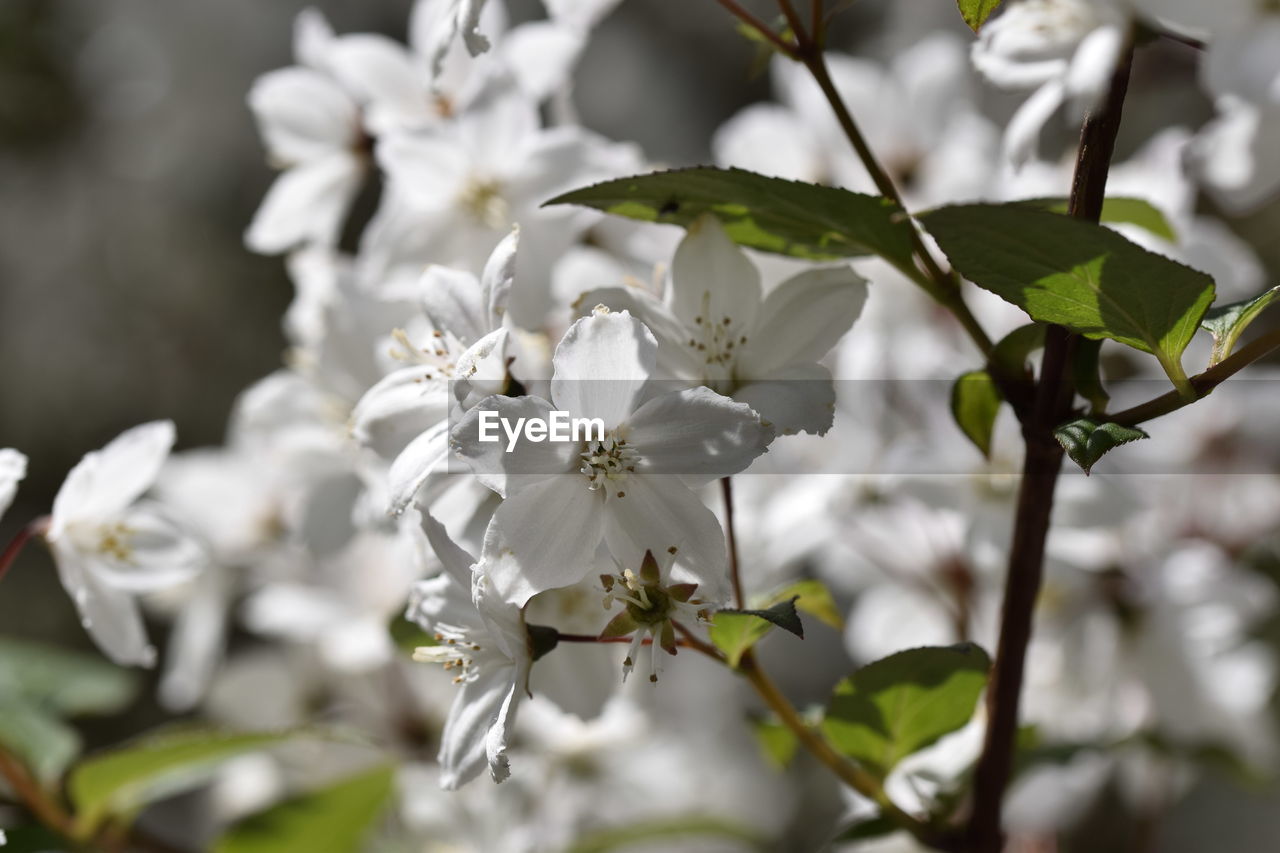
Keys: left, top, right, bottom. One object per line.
{"left": 45, "top": 421, "right": 207, "bottom": 667}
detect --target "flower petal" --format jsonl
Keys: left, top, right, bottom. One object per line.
{"left": 574, "top": 286, "right": 704, "bottom": 378}
{"left": 669, "top": 215, "right": 761, "bottom": 338}
{"left": 1003, "top": 78, "right": 1066, "bottom": 169}
{"left": 247, "top": 67, "right": 358, "bottom": 162}
{"left": 389, "top": 420, "right": 452, "bottom": 514}
{"left": 245, "top": 153, "right": 365, "bottom": 254}
{"left": 478, "top": 475, "right": 605, "bottom": 605}
{"left": 52, "top": 421, "right": 175, "bottom": 530}
{"left": 450, "top": 395, "right": 577, "bottom": 497}
{"left": 626, "top": 387, "right": 773, "bottom": 486}
{"left": 420, "top": 265, "right": 487, "bottom": 346}
{"left": 324, "top": 34, "right": 427, "bottom": 134}
{"left": 89, "top": 503, "right": 207, "bottom": 592}
{"left": 736, "top": 265, "right": 868, "bottom": 376}
{"left": 53, "top": 545, "right": 156, "bottom": 668}
{"left": 438, "top": 663, "right": 515, "bottom": 789}
{"left": 602, "top": 476, "right": 730, "bottom": 604}
{"left": 351, "top": 366, "right": 452, "bottom": 461}
{"left": 734, "top": 362, "right": 838, "bottom": 436}
{"left": 551, "top": 310, "right": 656, "bottom": 431}
{"left": 0, "top": 448, "right": 27, "bottom": 523}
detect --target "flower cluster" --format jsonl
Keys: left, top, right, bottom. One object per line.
{"left": 4, "top": 0, "right": 1280, "bottom": 849}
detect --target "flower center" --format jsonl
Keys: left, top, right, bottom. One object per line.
{"left": 458, "top": 177, "right": 509, "bottom": 228}
{"left": 684, "top": 290, "right": 747, "bottom": 384}
{"left": 71, "top": 521, "right": 136, "bottom": 563}
{"left": 579, "top": 433, "right": 638, "bottom": 497}
{"left": 388, "top": 327, "right": 461, "bottom": 381}
{"left": 413, "top": 627, "right": 483, "bottom": 685}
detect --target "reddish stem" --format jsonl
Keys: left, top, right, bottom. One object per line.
{"left": 0, "top": 516, "right": 49, "bottom": 587}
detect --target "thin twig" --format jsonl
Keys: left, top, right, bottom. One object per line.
{"left": 713, "top": 0, "right": 798, "bottom": 57}
{"left": 721, "top": 477, "right": 745, "bottom": 608}
{"left": 1110, "top": 326, "right": 1280, "bottom": 425}
{"left": 0, "top": 517, "right": 49, "bottom": 587}
{"left": 0, "top": 747, "right": 75, "bottom": 837}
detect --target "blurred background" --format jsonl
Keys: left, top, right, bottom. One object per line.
{"left": 2, "top": 1, "right": 1278, "bottom": 849}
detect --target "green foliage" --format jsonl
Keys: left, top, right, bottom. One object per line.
{"left": 70, "top": 729, "right": 296, "bottom": 832}
{"left": 1200, "top": 285, "right": 1280, "bottom": 365}
{"left": 922, "top": 204, "right": 1215, "bottom": 394}
{"left": 821, "top": 644, "right": 991, "bottom": 779}
{"left": 545, "top": 167, "right": 917, "bottom": 271}
{"left": 750, "top": 716, "right": 799, "bottom": 769}
{"left": 956, "top": 0, "right": 1004, "bottom": 32}
{"left": 709, "top": 598, "right": 802, "bottom": 668}
{"left": 566, "top": 816, "right": 764, "bottom": 853}
{"left": 990, "top": 323, "right": 1046, "bottom": 376}
{"left": 1053, "top": 417, "right": 1149, "bottom": 474}
{"left": 214, "top": 765, "right": 396, "bottom": 853}
{"left": 0, "top": 637, "right": 139, "bottom": 717}
{"left": 833, "top": 814, "right": 899, "bottom": 842}
{"left": 1072, "top": 338, "right": 1110, "bottom": 415}
{"left": 783, "top": 579, "right": 844, "bottom": 631}
{"left": 1012, "top": 196, "right": 1176, "bottom": 241}
{"left": 950, "top": 370, "right": 1003, "bottom": 458}
{"left": 0, "top": 700, "right": 80, "bottom": 784}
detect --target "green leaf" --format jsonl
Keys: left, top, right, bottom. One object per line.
{"left": 388, "top": 614, "right": 436, "bottom": 654}
{"left": 0, "top": 637, "right": 140, "bottom": 717}
{"left": 773, "top": 579, "right": 843, "bottom": 631}
{"left": 214, "top": 765, "right": 395, "bottom": 853}
{"left": 821, "top": 644, "right": 991, "bottom": 778}
{"left": 1200, "top": 285, "right": 1280, "bottom": 365}
{"left": 957, "top": 0, "right": 1004, "bottom": 32}
{"left": 1012, "top": 197, "right": 1177, "bottom": 242}
{"left": 990, "top": 323, "right": 1046, "bottom": 376}
{"left": 70, "top": 729, "right": 296, "bottom": 831}
{"left": 750, "top": 716, "right": 799, "bottom": 769}
{"left": 833, "top": 814, "right": 899, "bottom": 843}
{"left": 1053, "top": 418, "right": 1149, "bottom": 474}
{"left": 950, "top": 370, "right": 1003, "bottom": 458}
{"left": 1072, "top": 338, "right": 1109, "bottom": 415}
{"left": 0, "top": 700, "right": 81, "bottom": 784}
{"left": 0, "top": 825, "right": 69, "bottom": 853}
{"left": 566, "top": 816, "right": 763, "bottom": 853}
{"left": 545, "top": 167, "right": 917, "bottom": 271}
{"left": 708, "top": 598, "right": 803, "bottom": 668}
{"left": 921, "top": 204, "right": 1215, "bottom": 395}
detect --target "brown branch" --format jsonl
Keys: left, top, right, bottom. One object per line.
{"left": 713, "top": 0, "right": 799, "bottom": 57}
{"left": 965, "top": 34, "right": 1136, "bottom": 853}
{"left": 1110, "top": 325, "right": 1280, "bottom": 425}
{"left": 0, "top": 748, "right": 75, "bottom": 838}
{"left": 720, "top": 477, "right": 745, "bottom": 608}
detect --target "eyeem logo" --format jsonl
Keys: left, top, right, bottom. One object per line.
{"left": 477, "top": 410, "right": 605, "bottom": 452}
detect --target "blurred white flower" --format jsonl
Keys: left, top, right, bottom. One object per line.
{"left": 453, "top": 308, "right": 772, "bottom": 605}
{"left": 244, "top": 9, "right": 367, "bottom": 254}
{"left": 0, "top": 448, "right": 26, "bottom": 524}
{"left": 351, "top": 231, "right": 517, "bottom": 513}
{"left": 580, "top": 215, "right": 868, "bottom": 435}
{"left": 972, "top": 0, "right": 1129, "bottom": 167}
{"left": 46, "top": 421, "right": 206, "bottom": 667}
{"left": 410, "top": 512, "right": 530, "bottom": 788}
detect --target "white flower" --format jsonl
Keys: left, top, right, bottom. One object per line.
{"left": 0, "top": 448, "right": 26, "bottom": 524}
{"left": 369, "top": 83, "right": 641, "bottom": 325}
{"left": 350, "top": 230, "right": 517, "bottom": 513}
{"left": 972, "top": 0, "right": 1129, "bottom": 168}
{"left": 579, "top": 215, "right": 868, "bottom": 435}
{"left": 409, "top": 512, "right": 531, "bottom": 788}
{"left": 245, "top": 9, "right": 367, "bottom": 254}
{"left": 714, "top": 35, "right": 998, "bottom": 206}
{"left": 452, "top": 308, "right": 773, "bottom": 605}
{"left": 46, "top": 422, "right": 207, "bottom": 667}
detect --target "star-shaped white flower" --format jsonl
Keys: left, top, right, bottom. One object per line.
{"left": 45, "top": 421, "right": 207, "bottom": 667}
{"left": 350, "top": 230, "right": 517, "bottom": 513}
{"left": 452, "top": 308, "right": 773, "bottom": 605}
{"left": 409, "top": 512, "right": 531, "bottom": 788}
{"left": 579, "top": 215, "right": 867, "bottom": 436}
